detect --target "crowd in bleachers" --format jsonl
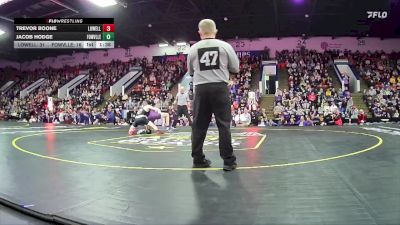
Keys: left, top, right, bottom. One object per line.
{"left": 105, "top": 59, "right": 187, "bottom": 127}
{"left": 1, "top": 49, "right": 399, "bottom": 127}
{"left": 345, "top": 51, "right": 400, "bottom": 121}
{"left": 0, "top": 68, "right": 60, "bottom": 122}
{"left": 68, "top": 54, "right": 262, "bottom": 128}
{"left": 131, "top": 60, "right": 185, "bottom": 108}
{"left": 43, "top": 58, "right": 150, "bottom": 124}
{"left": 230, "top": 56, "right": 262, "bottom": 126}
{"left": 0, "top": 58, "right": 145, "bottom": 123}
{"left": 271, "top": 49, "right": 362, "bottom": 126}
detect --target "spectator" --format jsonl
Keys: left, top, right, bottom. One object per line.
{"left": 304, "top": 115, "right": 314, "bottom": 126}
{"left": 258, "top": 108, "right": 268, "bottom": 126}
{"left": 105, "top": 106, "right": 115, "bottom": 124}
{"left": 358, "top": 110, "right": 367, "bottom": 125}
{"left": 298, "top": 116, "right": 306, "bottom": 126}
{"left": 234, "top": 108, "right": 251, "bottom": 127}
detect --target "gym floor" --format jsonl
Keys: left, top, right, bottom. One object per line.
{"left": 0, "top": 204, "right": 49, "bottom": 225}
{"left": 0, "top": 122, "right": 399, "bottom": 225}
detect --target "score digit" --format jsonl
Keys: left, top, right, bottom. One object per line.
{"left": 102, "top": 24, "right": 114, "bottom": 32}
{"left": 102, "top": 32, "right": 115, "bottom": 41}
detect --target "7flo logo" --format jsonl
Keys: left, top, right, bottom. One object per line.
{"left": 366, "top": 11, "right": 388, "bottom": 19}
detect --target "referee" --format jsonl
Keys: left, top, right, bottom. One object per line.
{"left": 188, "top": 19, "right": 239, "bottom": 171}
{"left": 172, "top": 86, "right": 192, "bottom": 128}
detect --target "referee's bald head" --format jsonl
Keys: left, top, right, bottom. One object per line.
{"left": 198, "top": 19, "right": 218, "bottom": 39}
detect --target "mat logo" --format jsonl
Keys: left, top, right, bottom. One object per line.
{"left": 367, "top": 11, "right": 388, "bottom": 19}
{"left": 361, "top": 126, "right": 400, "bottom": 135}
{"left": 118, "top": 131, "right": 265, "bottom": 148}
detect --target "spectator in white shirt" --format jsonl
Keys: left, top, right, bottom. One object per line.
{"left": 234, "top": 108, "right": 251, "bottom": 127}
{"left": 330, "top": 103, "right": 339, "bottom": 114}
{"left": 248, "top": 90, "right": 256, "bottom": 105}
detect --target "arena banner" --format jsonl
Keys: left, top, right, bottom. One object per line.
{"left": 320, "top": 41, "right": 344, "bottom": 51}
{"left": 152, "top": 54, "right": 187, "bottom": 62}
{"left": 236, "top": 51, "right": 263, "bottom": 58}
{"left": 153, "top": 51, "right": 263, "bottom": 62}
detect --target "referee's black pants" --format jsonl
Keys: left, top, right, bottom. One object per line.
{"left": 192, "top": 82, "right": 236, "bottom": 166}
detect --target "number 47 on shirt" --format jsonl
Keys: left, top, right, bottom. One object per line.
{"left": 198, "top": 47, "right": 220, "bottom": 71}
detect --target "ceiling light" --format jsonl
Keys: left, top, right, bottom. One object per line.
{"left": 176, "top": 42, "right": 186, "bottom": 46}
{"left": 292, "top": 0, "right": 304, "bottom": 4}
{"left": 0, "top": 0, "right": 13, "bottom": 6}
{"left": 148, "top": 24, "right": 152, "bottom": 28}
{"left": 87, "top": 0, "right": 117, "bottom": 7}
{"left": 0, "top": 29, "right": 5, "bottom": 36}
{"left": 159, "top": 43, "right": 169, "bottom": 47}
{"left": 224, "top": 17, "right": 228, "bottom": 21}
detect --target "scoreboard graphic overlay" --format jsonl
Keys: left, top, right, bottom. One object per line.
{"left": 14, "top": 18, "right": 114, "bottom": 49}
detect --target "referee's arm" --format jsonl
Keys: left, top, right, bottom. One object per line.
{"left": 226, "top": 45, "right": 240, "bottom": 74}
{"left": 187, "top": 49, "right": 195, "bottom": 76}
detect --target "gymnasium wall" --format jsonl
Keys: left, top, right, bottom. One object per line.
{"left": 18, "top": 44, "right": 190, "bottom": 71}
{"left": 0, "top": 59, "right": 20, "bottom": 69}
{"left": 1, "top": 37, "right": 400, "bottom": 70}
{"left": 227, "top": 37, "right": 400, "bottom": 55}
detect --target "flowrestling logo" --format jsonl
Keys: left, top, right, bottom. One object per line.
{"left": 367, "top": 11, "right": 388, "bottom": 19}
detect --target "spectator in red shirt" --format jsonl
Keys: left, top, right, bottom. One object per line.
{"left": 358, "top": 110, "right": 367, "bottom": 125}
{"left": 308, "top": 92, "right": 317, "bottom": 106}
